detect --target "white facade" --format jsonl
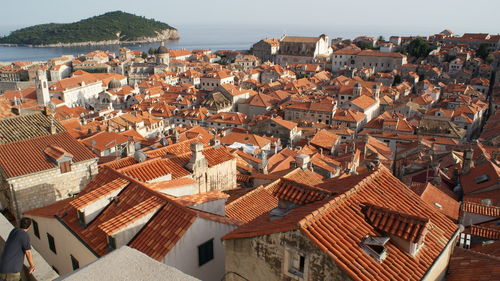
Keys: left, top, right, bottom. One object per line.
{"left": 162, "top": 218, "right": 237, "bottom": 281}
{"left": 25, "top": 216, "right": 98, "bottom": 275}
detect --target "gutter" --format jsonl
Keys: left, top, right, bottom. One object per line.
{"left": 420, "top": 226, "right": 461, "bottom": 280}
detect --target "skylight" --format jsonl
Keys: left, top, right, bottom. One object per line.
{"left": 361, "top": 236, "right": 389, "bottom": 263}
{"left": 475, "top": 174, "right": 490, "bottom": 184}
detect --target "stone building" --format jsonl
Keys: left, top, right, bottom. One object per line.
{"left": 282, "top": 101, "right": 337, "bottom": 125}
{"left": 0, "top": 113, "right": 98, "bottom": 220}
{"left": 252, "top": 38, "right": 280, "bottom": 63}
{"left": 276, "top": 35, "right": 330, "bottom": 65}
{"left": 250, "top": 117, "right": 300, "bottom": 146}
{"left": 332, "top": 46, "right": 407, "bottom": 72}
{"left": 222, "top": 166, "right": 459, "bottom": 281}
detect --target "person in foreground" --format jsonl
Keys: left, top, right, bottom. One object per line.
{"left": 0, "top": 217, "right": 36, "bottom": 281}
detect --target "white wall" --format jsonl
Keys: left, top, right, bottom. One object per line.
{"left": 25, "top": 216, "right": 98, "bottom": 275}
{"left": 162, "top": 218, "right": 237, "bottom": 281}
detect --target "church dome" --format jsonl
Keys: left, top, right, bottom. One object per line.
{"left": 157, "top": 45, "right": 169, "bottom": 55}
{"left": 108, "top": 79, "right": 122, "bottom": 89}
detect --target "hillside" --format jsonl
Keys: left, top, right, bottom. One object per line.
{"left": 0, "top": 11, "right": 178, "bottom": 46}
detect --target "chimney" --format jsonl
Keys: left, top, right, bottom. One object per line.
{"left": 186, "top": 142, "right": 207, "bottom": 172}
{"left": 173, "top": 129, "right": 180, "bottom": 143}
{"left": 462, "top": 146, "right": 473, "bottom": 175}
{"left": 295, "top": 154, "right": 310, "bottom": 170}
{"left": 50, "top": 118, "right": 57, "bottom": 135}
{"left": 126, "top": 136, "right": 136, "bottom": 156}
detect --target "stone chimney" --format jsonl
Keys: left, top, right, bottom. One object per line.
{"left": 49, "top": 118, "right": 57, "bottom": 135}
{"left": 186, "top": 142, "right": 207, "bottom": 172}
{"left": 462, "top": 146, "right": 473, "bottom": 175}
{"left": 126, "top": 136, "right": 136, "bottom": 156}
{"left": 173, "top": 129, "right": 180, "bottom": 144}
{"left": 295, "top": 154, "right": 310, "bottom": 170}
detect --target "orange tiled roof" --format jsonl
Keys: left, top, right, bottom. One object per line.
{"left": 363, "top": 203, "right": 430, "bottom": 244}
{"left": 70, "top": 177, "right": 130, "bottom": 210}
{"left": 224, "top": 166, "right": 458, "bottom": 281}
{"left": 43, "top": 145, "right": 74, "bottom": 161}
{"left": 462, "top": 201, "right": 500, "bottom": 217}
{"left": 27, "top": 167, "right": 237, "bottom": 261}
{"left": 0, "top": 132, "right": 96, "bottom": 178}
{"left": 412, "top": 182, "right": 459, "bottom": 220}
{"left": 98, "top": 196, "right": 163, "bottom": 235}
{"left": 470, "top": 225, "right": 500, "bottom": 240}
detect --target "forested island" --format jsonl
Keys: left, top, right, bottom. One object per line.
{"left": 0, "top": 11, "right": 178, "bottom": 47}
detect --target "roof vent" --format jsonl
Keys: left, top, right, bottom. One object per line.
{"left": 361, "top": 236, "right": 389, "bottom": 263}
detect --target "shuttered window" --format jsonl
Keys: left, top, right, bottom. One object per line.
{"left": 60, "top": 161, "right": 71, "bottom": 173}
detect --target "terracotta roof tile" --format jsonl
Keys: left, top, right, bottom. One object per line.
{"left": 462, "top": 201, "right": 500, "bottom": 217}
{"left": 98, "top": 196, "right": 163, "bottom": 235}
{"left": 70, "top": 177, "right": 130, "bottom": 210}
{"left": 470, "top": 225, "right": 500, "bottom": 240}
{"left": 0, "top": 132, "right": 96, "bottom": 178}
{"left": 0, "top": 112, "right": 65, "bottom": 144}
{"left": 363, "top": 203, "right": 430, "bottom": 244}
{"left": 224, "top": 166, "right": 458, "bottom": 281}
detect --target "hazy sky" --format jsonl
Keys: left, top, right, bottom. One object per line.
{"left": 1, "top": 0, "right": 499, "bottom": 37}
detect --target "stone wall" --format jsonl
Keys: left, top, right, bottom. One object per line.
{"left": 207, "top": 158, "right": 237, "bottom": 192}
{"left": 3, "top": 159, "right": 98, "bottom": 219}
{"left": 224, "top": 230, "right": 353, "bottom": 281}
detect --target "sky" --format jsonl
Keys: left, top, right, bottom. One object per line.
{"left": 1, "top": 0, "right": 499, "bottom": 38}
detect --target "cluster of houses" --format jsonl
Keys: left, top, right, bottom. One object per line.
{"left": 0, "top": 30, "right": 499, "bottom": 280}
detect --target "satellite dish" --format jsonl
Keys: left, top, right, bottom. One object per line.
{"left": 134, "top": 151, "right": 147, "bottom": 162}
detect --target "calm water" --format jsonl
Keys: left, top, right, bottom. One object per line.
{"left": 0, "top": 24, "right": 431, "bottom": 62}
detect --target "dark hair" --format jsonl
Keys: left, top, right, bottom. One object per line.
{"left": 20, "top": 217, "right": 32, "bottom": 229}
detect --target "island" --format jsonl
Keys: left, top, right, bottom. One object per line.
{"left": 0, "top": 11, "right": 179, "bottom": 47}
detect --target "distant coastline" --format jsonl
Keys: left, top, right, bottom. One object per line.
{"left": 0, "top": 29, "right": 179, "bottom": 48}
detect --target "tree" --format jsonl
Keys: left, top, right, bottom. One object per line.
{"left": 141, "top": 52, "right": 148, "bottom": 59}
{"left": 148, "top": 47, "right": 156, "bottom": 56}
{"left": 406, "top": 38, "right": 432, "bottom": 58}
{"left": 476, "top": 43, "right": 490, "bottom": 60}
{"left": 486, "top": 54, "right": 495, "bottom": 64}
{"left": 378, "top": 35, "right": 385, "bottom": 42}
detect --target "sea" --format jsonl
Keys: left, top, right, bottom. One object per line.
{"left": 0, "top": 24, "right": 434, "bottom": 62}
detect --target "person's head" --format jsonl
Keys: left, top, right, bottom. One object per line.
{"left": 20, "top": 217, "right": 32, "bottom": 231}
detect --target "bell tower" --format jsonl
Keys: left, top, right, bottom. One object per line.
{"left": 35, "top": 69, "right": 50, "bottom": 106}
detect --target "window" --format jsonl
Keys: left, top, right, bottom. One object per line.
{"left": 47, "top": 233, "right": 57, "bottom": 254}
{"left": 32, "top": 220, "right": 40, "bottom": 239}
{"left": 287, "top": 250, "right": 306, "bottom": 279}
{"left": 71, "top": 255, "right": 80, "bottom": 270}
{"left": 108, "top": 236, "right": 116, "bottom": 250}
{"left": 60, "top": 161, "right": 71, "bottom": 173}
{"left": 198, "top": 239, "right": 214, "bottom": 266}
